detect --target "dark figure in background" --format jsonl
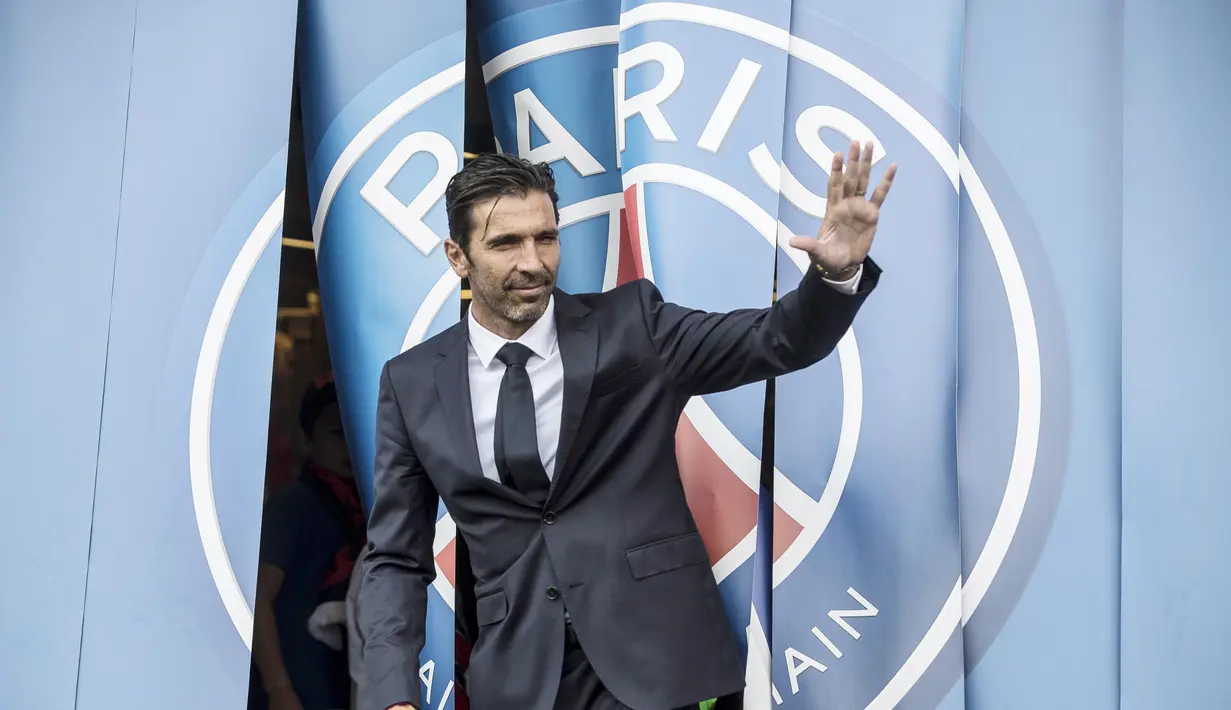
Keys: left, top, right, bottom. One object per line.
{"left": 250, "top": 379, "right": 367, "bottom": 710}
{"left": 360, "top": 144, "right": 895, "bottom": 710}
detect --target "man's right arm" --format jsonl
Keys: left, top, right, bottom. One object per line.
{"left": 634, "top": 262, "right": 878, "bottom": 398}
{"left": 358, "top": 362, "right": 439, "bottom": 710}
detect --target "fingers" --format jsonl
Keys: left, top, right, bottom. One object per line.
{"left": 826, "top": 150, "right": 845, "bottom": 211}
{"left": 831, "top": 140, "right": 891, "bottom": 207}
{"left": 842, "top": 141, "right": 861, "bottom": 198}
{"left": 868, "top": 162, "right": 897, "bottom": 207}
{"left": 856, "top": 142, "right": 874, "bottom": 197}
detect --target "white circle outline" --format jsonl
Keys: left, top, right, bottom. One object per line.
{"left": 191, "top": 9, "right": 1042, "bottom": 707}
{"left": 188, "top": 192, "right": 284, "bottom": 649}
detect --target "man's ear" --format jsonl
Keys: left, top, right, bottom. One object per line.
{"left": 443, "top": 239, "right": 470, "bottom": 278}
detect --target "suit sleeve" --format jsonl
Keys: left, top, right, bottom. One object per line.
{"left": 639, "top": 259, "right": 881, "bottom": 397}
{"left": 358, "top": 362, "right": 439, "bottom": 710}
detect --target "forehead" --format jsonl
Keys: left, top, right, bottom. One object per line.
{"left": 472, "top": 191, "right": 556, "bottom": 239}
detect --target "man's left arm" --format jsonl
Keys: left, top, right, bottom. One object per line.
{"left": 639, "top": 140, "right": 895, "bottom": 397}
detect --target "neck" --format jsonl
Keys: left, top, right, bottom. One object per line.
{"left": 469, "top": 299, "right": 538, "bottom": 340}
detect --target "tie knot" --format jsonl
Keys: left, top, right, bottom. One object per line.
{"left": 496, "top": 342, "right": 534, "bottom": 368}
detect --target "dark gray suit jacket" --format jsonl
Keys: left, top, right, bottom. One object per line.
{"left": 358, "top": 262, "right": 880, "bottom": 710}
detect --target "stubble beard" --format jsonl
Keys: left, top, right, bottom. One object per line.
{"left": 500, "top": 296, "right": 550, "bottom": 324}
{"left": 473, "top": 269, "right": 554, "bottom": 330}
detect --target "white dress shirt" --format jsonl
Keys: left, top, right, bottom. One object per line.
{"left": 467, "top": 296, "right": 565, "bottom": 483}
{"left": 464, "top": 266, "right": 862, "bottom": 483}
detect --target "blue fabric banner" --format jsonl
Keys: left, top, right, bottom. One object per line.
{"left": 58, "top": 1, "right": 298, "bottom": 709}
{"left": 0, "top": 3, "right": 137, "bottom": 709}
{"left": 1121, "top": 1, "right": 1231, "bottom": 708}
{"left": 297, "top": 2, "right": 467, "bottom": 707}
{"left": 618, "top": 3, "right": 790, "bottom": 681}
{"left": 764, "top": 1, "right": 966, "bottom": 707}
{"left": 474, "top": 0, "right": 622, "bottom": 299}
{"left": 954, "top": 1, "right": 1119, "bottom": 708}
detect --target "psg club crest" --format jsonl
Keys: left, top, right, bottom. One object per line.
{"left": 192, "top": 3, "right": 1071, "bottom": 708}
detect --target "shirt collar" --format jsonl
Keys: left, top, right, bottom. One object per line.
{"left": 467, "top": 296, "right": 557, "bottom": 368}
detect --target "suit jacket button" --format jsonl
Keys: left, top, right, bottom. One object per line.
{"left": 542, "top": 511, "right": 556, "bottom": 525}
{"left": 546, "top": 586, "right": 560, "bottom": 600}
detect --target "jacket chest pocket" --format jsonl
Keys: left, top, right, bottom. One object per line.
{"left": 591, "top": 363, "right": 648, "bottom": 399}
{"left": 625, "top": 531, "right": 710, "bottom": 580}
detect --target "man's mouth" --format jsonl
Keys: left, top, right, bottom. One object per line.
{"left": 510, "top": 283, "right": 548, "bottom": 296}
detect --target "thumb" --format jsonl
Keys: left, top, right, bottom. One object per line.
{"left": 788, "top": 236, "right": 815, "bottom": 252}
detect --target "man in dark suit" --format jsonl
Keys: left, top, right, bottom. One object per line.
{"left": 359, "top": 143, "right": 896, "bottom": 710}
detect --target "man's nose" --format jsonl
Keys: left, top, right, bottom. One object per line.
{"left": 516, "top": 240, "right": 544, "bottom": 270}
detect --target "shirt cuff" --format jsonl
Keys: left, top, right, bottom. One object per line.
{"left": 821, "top": 264, "right": 863, "bottom": 295}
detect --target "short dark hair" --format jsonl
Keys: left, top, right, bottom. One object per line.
{"left": 444, "top": 153, "right": 560, "bottom": 254}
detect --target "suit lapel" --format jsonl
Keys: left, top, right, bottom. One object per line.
{"left": 434, "top": 324, "right": 485, "bottom": 483}
{"left": 435, "top": 321, "right": 536, "bottom": 505}
{"left": 549, "top": 292, "right": 597, "bottom": 502}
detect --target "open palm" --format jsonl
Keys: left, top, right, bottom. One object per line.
{"left": 789, "top": 140, "right": 897, "bottom": 275}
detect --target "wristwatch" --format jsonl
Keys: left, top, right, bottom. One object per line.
{"left": 815, "top": 261, "right": 862, "bottom": 281}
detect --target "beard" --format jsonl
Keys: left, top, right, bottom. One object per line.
{"left": 472, "top": 268, "right": 555, "bottom": 325}
{"left": 501, "top": 296, "right": 551, "bottom": 324}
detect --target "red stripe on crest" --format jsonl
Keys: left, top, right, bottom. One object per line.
{"left": 772, "top": 499, "right": 804, "bottom": 561}
{"left": 675, "top": 415, "right": 759, "bottom": 564}
{"left": 617, "top": 184, "right": 803, "bottom": 573}
{"left": 436, "top": 536, "right": 456, "bottom": 588}
{"left": 618, "top": 185, "right": 647, "bottom": 285}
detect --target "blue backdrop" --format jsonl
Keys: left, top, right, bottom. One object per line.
{"left": 2, "top": 1, "right": 1229, "bottom": 709}
{"left": 69, "top": 2, "right": 299, "bottom": 708}
{"left": 951, "top": 1, "right": 1119, "bottom": 708}
{"left": 297, "top": 2, "right": 467, "bottom": 707}
{"left": 0, "top": 0, "right": 297, "bottom": 708}
{"left": 0, "top": 3, "right": 137, "bottom": 708}
{"left": 1120, "top": 1, "right": 1231, "bottom": 708}
{"left": 468, "top": 1, "right": 1230, "bottom": 708}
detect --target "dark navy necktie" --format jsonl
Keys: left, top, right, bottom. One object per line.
{"left": 493, "top": 343, "right": 550, "bottom": 497}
